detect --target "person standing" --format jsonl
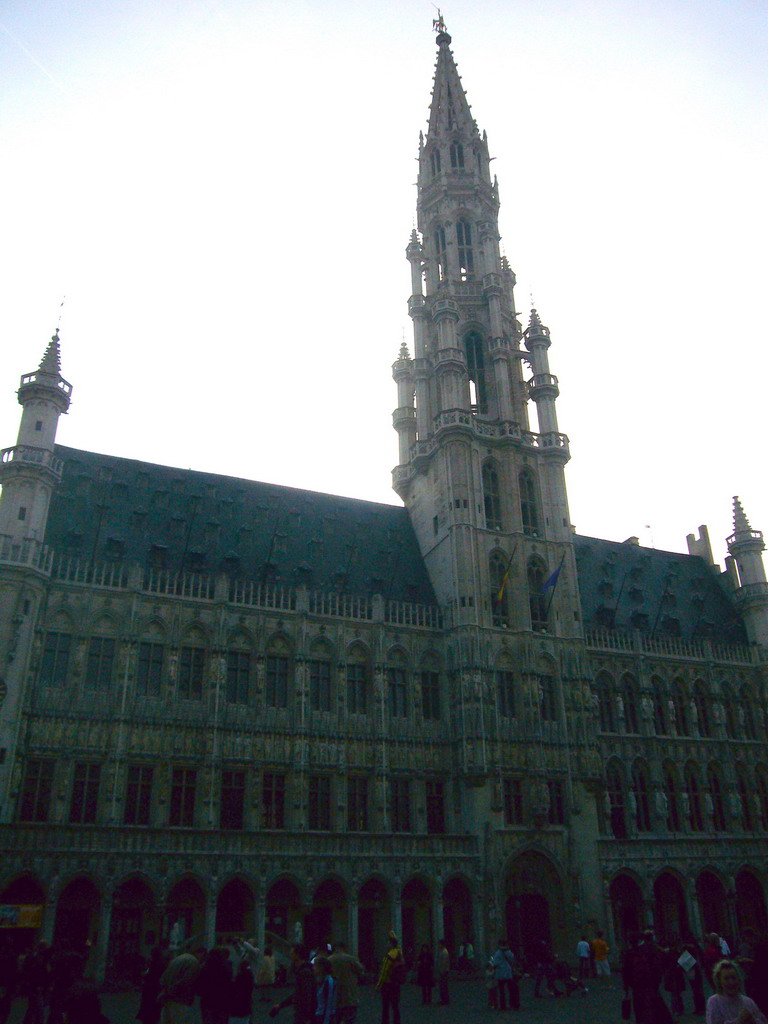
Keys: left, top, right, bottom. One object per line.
{"left": 158, "top": 946, "right": 205, "bottom": 1024}
{"left": 269, "top": 945, "right": 316, "bottom": 1024}
{"left": 706, "top": 959, "right": 768, "bottom": 1024}
{"left": 255, "top": 945, "right": 276, "bottom": 1002}
{"left": 576, "top": 936, "right": 591, "bottom": 982}
{"left": 415, "top": 944, "right": 434, "bottom": 1006}
{"left": 311, "top": 956, "right": 335, "bottom": 1024}
{"left": 197, "top": 946, "right": 232, "bottom": 1024}
{"left": 623, "top": 930, "right": 673, "bottom": 1024}
{"left": 591, "top": 931, "right": 611, "bottom": 981}
{"left": 437, "top": 939, "right": 450, "bottom": 1006}
{"left": 138, "top": 945, "right": 170, "bottom": 1024}
{"left": 491, "top": 939, "right": 518, "bottom": 1011}
{"left": 375, "top": 932, "right": 405, "bottom": 1024}
{"left": 328, "top": 942, "right": 364, "bottom": 1024}
{"left": 229, "top": 959, "right": 254, "bottom": 1024}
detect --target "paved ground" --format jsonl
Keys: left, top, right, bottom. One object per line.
{"left": 7, "top": 974, "right": 707, "bottom": 1023}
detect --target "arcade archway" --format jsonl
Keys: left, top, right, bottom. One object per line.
{"left": 305, "top": 878, "right": 347, "bottom": 950}
{"left": 442, "top": 877, "right": 473, "bottom": 959}
{"left": 53, "top": 877, "right": 100, "bottom": 952}
{"left": 736, "top": 869, "right": 768, "bottom": 933}
{"left": 609, "top": 873, "right": 643, "bottom": 947}
{"left": 697, "top": 871, "right": 727, "bottom": 937}
{"left": 357, "top": 878, "right": 390, "bottom": 973}
{"left": 401, "top": 877, "right": 432, "bottom": 958}
{"left": 108, "top": 877, "right": 159, "bottom": 986}
{"left": 166, "top": 877, "right": 206, "bottom": 948}
{"left": 503, "top": 851, "right": 565, "bottom": 961}
{"left": 216, "top": 878, "right": 254, "bottom": 939}
{"left": 653, "top": 872, "right": 689, "bottom": 943}
{"left": 266, "top": 878, "right": 303, "bottom": 945}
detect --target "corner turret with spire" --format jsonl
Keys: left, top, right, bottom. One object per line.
{"left": 726, "top": 496, "right": 768, "bottom": 647}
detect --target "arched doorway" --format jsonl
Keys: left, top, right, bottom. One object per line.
{"left": 653, "top": 873, "right": 689, "bottom": 943}
{"left": 166, "top": 877, "right": 206, "bottom": 949}
{"left": 736, "top": 870, "right": 768, "bottom": 933}
{"left": 216, "top": 878, "right": 254, "bottom": 940}
{"left": 504, "top": 851, "right": 565, "bottom": 961}
{"left": 609, "top": 874, "right": 644, "bottom": 947}
{"left": 265, "top": 878, "right": 302, "bottom": 945}
{"left": 442, "top": 877, "right": 473, "bottom": 960}
{"left": 697, "top": 871, "right": 727, "bottom": 937}
{"left": 401, "top": 878, "right": 432, "bottom": 960}
{"left": 305, "top": 879, "right": 347, "bottom": 951}
{"left": 0, "top": 875, "right": 45, "bottom": 955}
{"left": 108, "top": 877, "right": 158, "bottom": 986}
{"left": 53, "top": 878, "right": 100, "bottom": 952}
{"left": 357, "top": 878, "right": 390, "bottom": 973}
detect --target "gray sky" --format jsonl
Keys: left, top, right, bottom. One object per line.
{"left": 1, "top": 0, "right": 766, "bottom": 565}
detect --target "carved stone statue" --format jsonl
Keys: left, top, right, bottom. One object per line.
{"left": 641, "top": 696, "right": 653, "bottom": 723}
{"left": 655, "top": 789, "right": 668, "bottom": 820}
{"left": 293, "top": 919, "right": 303, "bottom": 944}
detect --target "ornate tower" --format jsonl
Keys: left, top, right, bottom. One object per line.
{"left": 393, "top": 21, "right": 580, "bottom": 636}
{"left": 0, "top": 333, "right": 72, "bottom": 821}
{"left": 726, "top": 496, "right": 768, "bottom": 647}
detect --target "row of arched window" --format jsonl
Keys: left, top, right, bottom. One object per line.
{"left": 594, "top": 671, "right": 766, "bottom": 740}
{"left": 482, "top": 462, "right": 541, "bottom": 535}
{"left": 489, "top": 552, "right": 551, "bottom": 631}
{"left": 605, "top": 759, "right": 768, "bottom": 838}
{"left": 433, "top": 219, "right": 475, "bottom": 282}
{"left": 426, "top": 141, "right": 484, "bottom": 179}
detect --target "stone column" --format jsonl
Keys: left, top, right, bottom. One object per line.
{"left": 205, "top": 890, "right": 217, "bottom": 948}
{"left": 40, "top": 883, "right": 57, "bottom": 945}
{"left": 392, "top": 896, "right": 402, "bottom": 944}
{"left": 256, "top": 899, "right": 267, "bottom": 948}
{"left": 349, "top": 896, "right": 359, "bottom": 957}
{"left": 94, "top": 889, "right": 114, "bottom": 984}
{"left": 687, "top": 882, "right": 704, "bottom": 940}
{"left": 434, "top": 893, "right": 444, "bottom": 950}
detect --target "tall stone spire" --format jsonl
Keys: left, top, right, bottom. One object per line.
{"left": 727, "top": 496, "right": 768, "bottom": 647}
{"left": 426, "top": 18, "right": 478, "bottom": 142}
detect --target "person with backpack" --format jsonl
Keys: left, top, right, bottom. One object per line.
{"left": 491, "top": 939, "right": 519, "bottom": 1010}
{"left": 375, "top": 932, "right": 405, "bottom": 1024}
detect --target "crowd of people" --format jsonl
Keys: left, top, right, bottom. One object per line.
{"left": 1, "top": 924, "right": 767, "bottom": 1023}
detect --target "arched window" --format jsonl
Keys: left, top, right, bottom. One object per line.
{"left": 419, "top": 652, "right": 441, "bottom": 721}
{"left": 685, "top": 764, "right": 704, "bottom": 832}
{"left": 429, "top": 148, "right": 441, "bottom": 177}
{"left": 663, "top": 762, "right": 681, "bottom": 832}
{"left": 652, "top": 678, "right": 668, "bottom": 735}
{"left": 346, "top": 643, "right": 370, "bottom": 715}
{"left": 519, "top": 469, "right": 541, "bottom": 537}
{"left": 673, "top": 680, "right": 689, "bottom": 737}
{"left": 605, "top": 764, "right": 627, "bottom": 839}
{"left": 456, "top": 219, "right": 474, "bottom": 279}
{"left": 741, "top": 686, "right": 757, "bottom": 740}
{"left": 464, "top": 330, "right": 487, "bottom": 412}
{"left": 595, "top": 672, "right": 616, "bottom": 733}
{"left": 693, "top": 681, "right": 711, "bottom": 737}
{"left": 632, "top": 762, "right": 651, "bottom": 832}
{"left": 482, "top": 462, "right": 502, "bottom": 530}
{"left": 722, "top": 685, "right": 736, "bottom": 738}
{"left": 308, "top": 639, "right": 333, "bottom": 712}
{"left": 736, "top": 765, "right": 754, "bottom": 830}
{"left": 707, "top": 764, "right": 726, "bottom": 831}
{"left": 489, "top": 551, "right": 510, "bottom": 628}
{"left": 265, "top": 635, "right": 291, "bottom": 708}
{"left": 434, "top": 225, "right": 447, "bottom": 281}
{"left": 528, "top": 559, "right": 548, "bottom": 631}
{"left": 449, "top": 141, "right": 464, "bottom": 169}
{"left": 387, "top": 648, "right": 409, "bottom": 718}
{"left": 623, "top": 674, "right": 639, "bottom": 734}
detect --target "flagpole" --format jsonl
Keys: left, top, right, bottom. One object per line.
{"left": 543, "top": 552, "right": 566, "bottom": 621}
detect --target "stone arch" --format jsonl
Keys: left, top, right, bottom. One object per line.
{"left": 165, "top": 876, "right": 206, "bottom": 948}
{"left": 306, "top": 876, "right": 348, "bottom": 950}
{"left": 696, "top": 869, "right": 728, "bottom": 937}
{"left": 652, "top": 870, "right": 689, "bottom": 943}
{"left": 502, "top": 849, "right": 566, "bottom": 960}
{"left": 357, "top": 876, "right": 392, "bottom": 973}
{"left": 608, "top": 872, "right": 644, "bottom": 948}
{"left": 180, "top": 621, "right": 210, "bottom": 645}
{"left": 401, "top": 876, "right": 434, "bottom": 957}
{"left": 735, "top": 868, "right": 768, "bottom": 933}
{"left": 266, "top": 876, "right": 304, "bottom": 945}
{"left": 442, "top": 876, "right": 474, "bottom": 958}
{"left": 53, "top": 876, "right": 101, "bottom": 952}
{"left": 216, "top": 877, "right": 255, "bottom": 940}
{"left": 108, "top": 875, "right": 160, "bottom": 986}
{"left": 139, "top": 617, "right": 169, "bottom": 642}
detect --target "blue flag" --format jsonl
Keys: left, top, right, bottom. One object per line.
{"left": 542, "top": 565, "right": 561, "bottom": 592}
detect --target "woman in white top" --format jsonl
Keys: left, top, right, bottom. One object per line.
{"left": 706, "top": 960, "right": 768, "bottom": 1024}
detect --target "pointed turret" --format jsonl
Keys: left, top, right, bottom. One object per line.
{"left": 726, "top": 496, "right": 768, "bottom": 647}
{"left": 427, "top": 19, "right": 478, "bottom": 142}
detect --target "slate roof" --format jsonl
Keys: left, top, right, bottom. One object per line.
{"left": 572, "top": 534, "right": 746, "bottom": 644}
{"left": 46, "top": 446, "right": 438, "bottom": 606}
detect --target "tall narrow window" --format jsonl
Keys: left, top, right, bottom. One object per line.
{"left": 456, "top": 219, "right": 473, "bottom": 279}
{"left": 652, "top": 682, "right": 668, "bottom": 735}
{"left": 449, "top": 141, "right": 464, "bottom": 168}
{"left": 623, "top": 676, "right": 639, "bottom": 733}
{"left": 69, "top": 763, "right": 101, "bottom": 824}
{"left": 464, "top": 331, "right": 486, "bottom": 412}
{"left": 482, "top": 463, "right": 502, "bottom": 530}
{"left": 663, "top": 763, "right": 681, "bottom": 832}
{"left": 496, "top": 668, "right": 515, "bottom": 718}
{"left": 596, "top": 673, "right": 615, "bottom": 733}
{"left": 308, "top": 775, "right": 331, "bottom": 830}
{"left": 528, "top": 559, "right": 548, "bottom": 631}
{"left": 631, "top": 763, "right": 651, "bottom": 832}
{"left": 124, "top": 765, "right": 153, "bottom": 826}
{"left": 40, "top": 631, "right": 71, "bottom": 687}
{"left": 18, "top": 759, "right": 54, "bottom": 823}
{"left": 685, "top": 765, "right": 703, "bottom": 832}
{"left": 387, "top": 654, "right": 408, "bottom": 717}
{"left": 262, "top": 772, "right": 285, "bottom": 828}
{"left": 737, "top": 766, "right": 754, "bottom": 830}
{"left": 673, "top": 682, "right": 689, "bottom": 737}
{"left": 548, "top": 780, "right": 566, "bottom": 825}
{"left": 220, "top": 770, "right": 245, "bottom": 829}
{"left": 420, "top": 669, "right": 441, "bottom": 720}
{"left": 266, "top": 639, "right": 290, "bottom": 708}
{"left": 347, "top": 776, "right": 369, "bottom": 831}
{"left": 708, "top": 765, "right": 726, "bottom": 831}
{"left": 309, "top": 648, "right": 332, "bottom": 712}
{"left": 490, "top": 552, "right": 510, "bottom": 628}
{"left": 605, "top": 766, "right": 626, "bottom": 839}
{"left": 519, "top": 470, "right": 541, "bottom": 537}
{"left": 503, "top": 778, "right": 524, "bottom": 825}
{"left": 434, "top": 226, "right": 447, "bottom": 281}
{"left": 178, "top": 646, "right": 205, "bottom": 700}
{"left": 137, "top": 642, "right": 164, "bottom": 698}
{"left": 539, "top": 674, "right": 557, "bottom": 722}
{"left": 390, "top": 778, "right": 411, "bottom": 832}
{"left": 169, "top": 768, "right": 196, "bottom": 827}
{"left": 426, "top": 780, "right": 446, "bottom": 833}
{"left": 429, "top": 148, "right": 441, "bottom": 177}
{"left": 226, "top": 651, "right": 250, "bottom": 705}
{"left": 693, "top": 682, "right": 711, "bottom": 737}
{"left": 346, "top": 647, "right": 369, "bottom": 714}
{"left": 86, "top": 637, "right": 115, "bottom": 690}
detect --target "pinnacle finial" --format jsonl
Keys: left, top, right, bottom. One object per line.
{"left": 433, "top": 10, "right": 449, "bottom": 41}
{"left": 733, "top": 496, "right": 752, "bottom": 534}
{"left": 38, "top": 329, "right": 62, "bottom": 376}
{"left": 398, "top": 340, "right": 411, "bottom": 360}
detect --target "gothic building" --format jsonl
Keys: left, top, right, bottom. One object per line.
{"left": 1, "top": 23, "right": 767, "bottom": 983}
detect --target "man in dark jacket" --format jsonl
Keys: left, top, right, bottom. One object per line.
{"left": 269, "top": 945, "right": 316, "bottom": 1024}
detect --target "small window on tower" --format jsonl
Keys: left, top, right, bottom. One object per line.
{"left": 430, "top": 148, "right": 441, "bottom": 178}
{"left": 18, "top": 507, "right": 26, "bottom": 521}
{"left": 35, "top": 421, "right": 42, "bottom": 432}
{"left": 450, "top": 141, "right": 464, "bottom": 169}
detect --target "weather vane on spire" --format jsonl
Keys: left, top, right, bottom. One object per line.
{"left": 432, "top": 8, "right": 446, "bottom": 34}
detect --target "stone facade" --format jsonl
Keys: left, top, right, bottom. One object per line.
{"left": 0, "top": 20, "right": 767, "bottom": 986}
